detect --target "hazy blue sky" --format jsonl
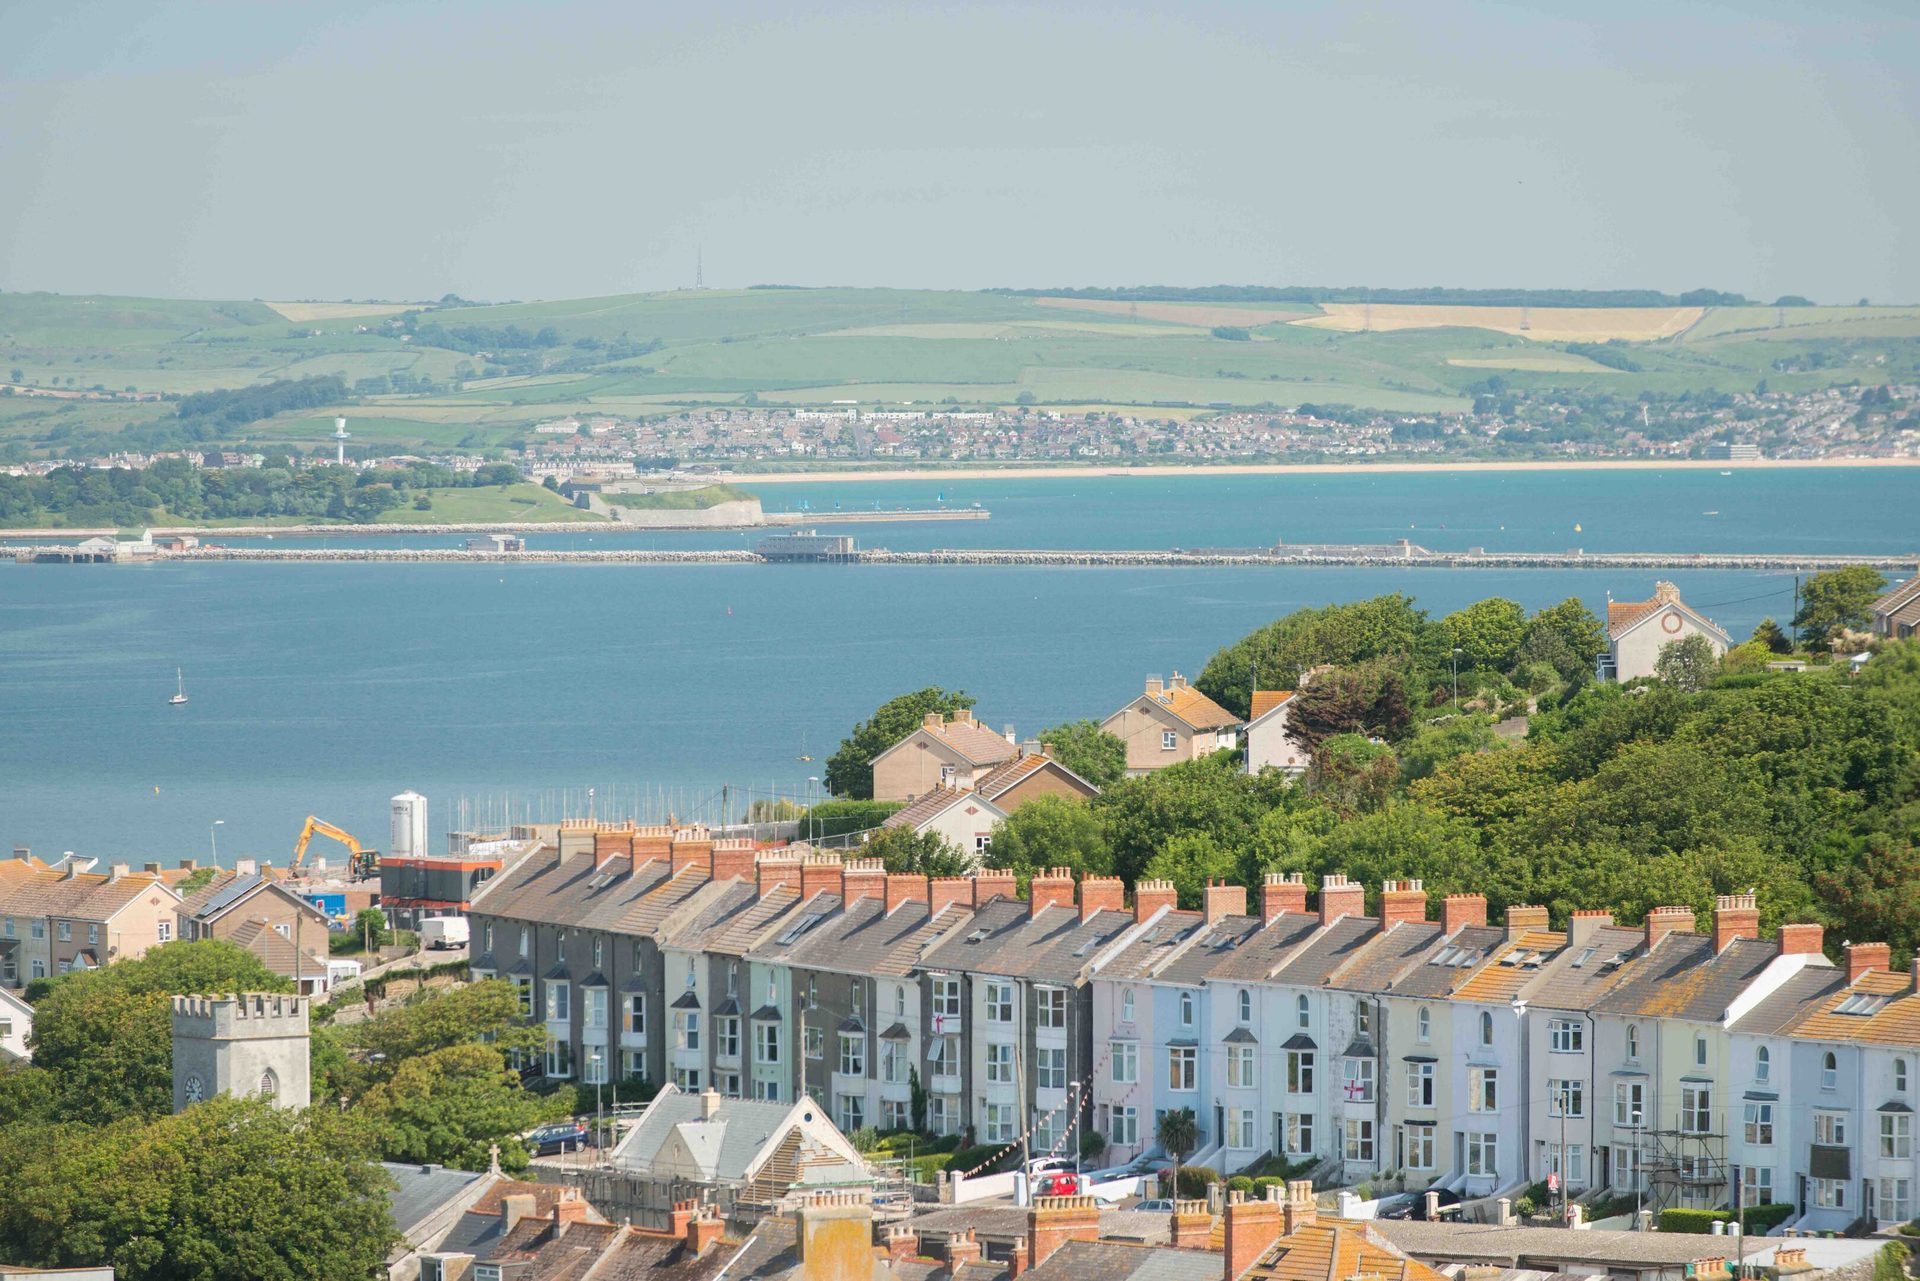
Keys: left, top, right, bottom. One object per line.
{"left": 2, "top": 0, "right": 1915, "bottom": 302}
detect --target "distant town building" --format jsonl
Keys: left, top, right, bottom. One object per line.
{"left": 0, "top": 854, "right": 181, "bottom": 988}
{"left": 1707, "top": 441, "right": 1762, "bottom": 460}
{"left": 1100, "top": 673, "right": 1240, "bottom": 776}
{"left": 1601, "top": 581, "right": 1732, "bottom": 681}
{"left": 871, "top": 710, "right": 1020, "bottom": 803}
{"left": 1243, "top": 689, "right": 1308, "bottom": 776}
{"left": 1870, "top": 575, "right": 1920, "bottom": 640}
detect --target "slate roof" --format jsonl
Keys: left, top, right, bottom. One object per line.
{"left": 485, "top": 1217, "right": 622, "bottom": 1279}
{"left": 1326, "top": 921, "right": 1447, "bottom": 994}
{"left": 783, "top": 896, "right": 974, "bottom": 979}
{"left": 701, "top": 886, "right": 805, "bottom": 956}
{"left": 745, "top": 894, "right": 846, "bottom": 965}
{"left": 1594, "top": 933, "right": 1776, "bottom": 1022}
{"left": 379, "top": 1160, "right": 487, "bottom": 1236}
{"left": 1871, "top": 577, "right": 1920, "bottom": 627}
{"left": 1156, "top": 914, "right": 1266, "bottom": 985}
{"left": 1203, "top": 912, "right": 1324, "bottom": 983}
{"left": 1270, "top": 916, "right": 1381, "bottom": 987}
{"left": 610, "top": 1085, "right": 857, "bottom": 1185}
{"left": 472, "top": 849, "right": 673, "bottom": 932}
{"left": 1372, "top": 1219, "right": 1729, "bottom": 1267}
{"left": 919, "top": 897, "right": 1136, "bottom": 983}
{"left": 905, "top": 1206, "right": 1172, "bottom": 1246}
{"left": 439, "top": 1179, "right": 592, "bottom": 1257}
{"left": 590, "top": 1224, "right": 761, "bottom": 1281}
{"left": 1020, "top": 1240, "right": 1221, "bottom": 1281}
{"left": 180, "top": 870, "right": 261, "bottom": 919}
{"left": 1731, "top": 963, "right": 1847, "bottom": 1036}
{"left": 1521, "top": 925, "right": 1648, "bottom": 1011}
{"left": 1101, "top": 909, "right": 1206, "bottom": 981}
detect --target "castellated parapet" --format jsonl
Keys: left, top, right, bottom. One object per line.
{"left": 171, "top": 992, "right": 311, "bottom": 1113}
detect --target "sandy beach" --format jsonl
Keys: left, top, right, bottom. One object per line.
{"left": 730, "top": 457, "right": 1920, "bottom": 484}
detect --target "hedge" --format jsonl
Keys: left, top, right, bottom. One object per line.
{"left": 1658, "top": 1203, "right": 1794, "bottom": 1234}
{"left": 950, "top": 1143, "right": 1014, "bottom": 1176}
{"left": 1159, "top": 1166, "right": 1219, "bottom": 1199}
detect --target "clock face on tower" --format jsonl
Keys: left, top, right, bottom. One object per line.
{"left": 185, "top": 1075, "right": 204, "bottom": 1103}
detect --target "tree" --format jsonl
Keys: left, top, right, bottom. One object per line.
{"left": 1037, "top": 720, "right": 1127, "bottom": 789}
{"left": 1443, "top": 597, "right": 1527, "bottom": 672}
{"left": 1195, "top": 595, "right": 1436, "bottom": 719}
{"left": 1156, "top": 1107, "right": 1198, "bottom": 1201}
{"left": 0, "top": 1097, "right": 397, "bottom": 1281}
{"left": 1519, "top": 598, "right": 1607, "bottom": 681}
{"left": 1794, "top": 566, "right": 1888, "bottom": 645}
{"left": 1306, "top": 734, "right": 1398, "bottom": 814}
{"left": 825, "top": 687, "right": 976, "bottom": 799}
{"left": 1141, "top": 831, "right": 1236, "bottom": 908}
{"left": 859, "top": 826, "right": 973, "bottom": 877}
{"left": 359, "top": 1042, "right": 566, "bottom": 1172}
{"left": 1655, "top": 634, "right": 1720, "bottom": 692}
{"left": 1752, "top": 617, "right": 1792, "bottom": 654}
{"left": 354, "top": 907, "right": 390, "bottom": 952}
{"left": 908, "top": 1067, "right": 928, "bottom": 1134}
{"left": 334, "top": 980, "right": 542, "bottom": 1099}
{"left": 985, "top": 794, "right": 1111, "bottom": 885}
{"left": 1095, "top": 754, "right": 1293, "bottom": 886}
{"left": 30, "top": 941, "right": 290, "bottom": 1122}
{"left": 1285, "top": 660, "right": 1412, "bottom": 753}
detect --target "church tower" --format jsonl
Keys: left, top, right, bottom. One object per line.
{"left": 171, "top": 992, "right": 311, "bottom": 1112}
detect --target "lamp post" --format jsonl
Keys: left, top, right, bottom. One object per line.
{"left": 806, "top": 776, "right": 820, "bottom": 846}
{"left": 1451, "top": 648, "right": 1462, "bottom": 706}
{"left": 210, "top": 819, "right": 225, "bottom": 866}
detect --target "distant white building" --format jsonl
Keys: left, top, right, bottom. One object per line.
{"left": 0, "top": 986, "right": 32, "bottom": 1061}
{"left": 1245, "top": 689, "right": 1310, "bottom": 775}
{"left": 1602, "top": 581, "right": 1732, "bottom": 681}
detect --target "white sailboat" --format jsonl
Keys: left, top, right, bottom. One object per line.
{"left": 169, "top": 668, "right": 188, "bottom": 706}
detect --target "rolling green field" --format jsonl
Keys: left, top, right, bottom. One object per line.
{"left": 379, "top": 484, "right": 605, "bottom": 524}
{"left": 4, "top": 286, "right": 1919, "bottom": 459}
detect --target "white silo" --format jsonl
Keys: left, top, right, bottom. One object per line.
{"left": 390, "top": 791, "right": 428, "bottom": 859}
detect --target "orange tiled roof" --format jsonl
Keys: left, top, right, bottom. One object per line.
{"left": 1786, "top": 970, "right": 1920, "bottom": 1046}
{"left": 1247, "top": 1217, "right": 1440, "bottom": 1281}
{"left": 1146, "top": 683, "right": 1239, "bottom": 730}
{"left": 1250, "top": 690, "right": 1295, "bottom": 720}
{"left": 1450, "top": 930, "right": 1566, "bottom": 1003}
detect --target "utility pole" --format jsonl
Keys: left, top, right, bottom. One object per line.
{"left": 1792, "top": 575, "right": 1801, "bottom": 650}
{"left": 1451, "top": 648, "right": 1462, "bottom": 706}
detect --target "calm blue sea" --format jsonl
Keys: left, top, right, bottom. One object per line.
{"left": 2, "top": 468, "right": 1915, "bottom": 863}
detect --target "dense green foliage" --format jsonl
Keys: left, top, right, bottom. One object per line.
{"left": 175, "top": 375, "right": 347, "bottom": 427}
{"left": 0, "top": 1097, "right": 396, "bottom": 1281}
{"left": 988, "top": 593, "right": 1920, "bottom": 960}
{"left": 1037, "top": 719, "right": 1128, "bottom": 789}
{"left": 798, "top": 798, "right": 905, "bottom": 840}
{"left": 0, "top": 457, "right": 525, "bottom": 527}
{"left": 1794, "top": 565, "right": 1889, "bottom": 644}
{"left": 28, "top": 940, "right": 292, "bottom": 1122}
{"left": 825, "top": 686, "right": 977, "bottom": 799}
{"left": 861, "top": 826, "right": 974, "bottom": 877}
{"left": 1656, "top": 1203, "right": 1794, "bottom": 1233}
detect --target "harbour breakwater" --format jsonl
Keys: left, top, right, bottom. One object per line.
{"left": 13, "top": 544, "right": 1918, "bottom": 570}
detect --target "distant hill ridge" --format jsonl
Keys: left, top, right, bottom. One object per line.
{"left": 986, "top": 285, "right": 1770, "bottom": 308}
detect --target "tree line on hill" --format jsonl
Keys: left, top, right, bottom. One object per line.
{"left": 828, "top": 574, "right": 1919, "bottom": 962}
{"left": 989, "top": 285, "right": 1769, "bottom": 308}
{"left": 0, "top": 457, "right": 525, "bottom": 527}
{"left": 0, "top": 943, "right": 575, "bottom": 1280}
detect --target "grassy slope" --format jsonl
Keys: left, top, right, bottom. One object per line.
{"left": 4, "top": 288, "right": 1920, "bottom": 456}
{"left": 380, "top": 483, "right": 606, "bottom": 523}
{"left": 600, "top": 483, "right": 752, "bottom": 511}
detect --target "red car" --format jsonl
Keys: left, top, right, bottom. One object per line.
{"left": 1036, "top": 1172, "right": 1084, "bottom": 1196}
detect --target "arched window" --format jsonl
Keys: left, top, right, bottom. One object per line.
{"left": 1296, "top": 994, "right": 1310, "bottom": 1029}
{"left": 1627, "top": 1025, "right": 1640, "bottom": 1060}
{"left": 1238, "top": 989, "right": 1252, "bottom": 1024}
{"left": 258, "top": 1068, "right": 278, "bottom": 1099}
{"left": 1755, "top": 1046, "right": 1770, "bottom": 1081}
{"left": 1822, "top": 1051, "right": 1838, "bottom": 1089}
{"left": 1179, "top": 991, "right": 1195, "bottom": 1026}
{"left": 1480, "top": 1011, "right": 1494, "bottom": 1047}
{"left": 1121, "top": 989, "right": 1135, "bottom": 1022}
{"left": 1418, "top": 1007, "right": 1431, "bottom": 1043}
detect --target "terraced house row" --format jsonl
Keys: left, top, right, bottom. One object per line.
{"left": 466, "top": 826, "right": 1920, "bottom": 1234}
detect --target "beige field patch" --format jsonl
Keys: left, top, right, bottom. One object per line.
{"left": 266, "top": 301, "right": 419, "bottom": 322}
{"left": 1033, "top": 296, "right": 1317, "bottom": 329}
{"left": 1294, "top": 303, "right": 1703, "bottom": 342}
{"left": 1447, "top": 353, "right": 1624, "bottom": 373}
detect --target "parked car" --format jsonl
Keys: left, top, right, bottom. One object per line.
{"left": 1132, "top": 1199, "right": 1175, "bottom": 1214}
{"left": 526, "top": 1120, "right": 591, "bottom": 1156}
{"left": 1035, "top": 1172, "right": 1085, "bottom": 1197}
{"left": 1026, "top": 1156, "right": 1074, "bottom": 1176}
{"left": 1376, "top": 1188, "right": 1461, "bottom": 1221}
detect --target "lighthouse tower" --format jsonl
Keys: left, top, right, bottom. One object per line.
{"left": 333, "top": 416, "right": 350, "bottom": 465}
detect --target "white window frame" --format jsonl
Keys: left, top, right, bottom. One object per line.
{"left": 1168, "top": 1045, "right": 1197, "bottom": 1092}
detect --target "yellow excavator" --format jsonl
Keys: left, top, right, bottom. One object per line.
{"left": 292, "top": 816, "right": 380, "bottom": 880}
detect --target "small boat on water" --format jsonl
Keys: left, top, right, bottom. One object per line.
{"left": 168, "top": 668, "right": 188, "bottom": 706}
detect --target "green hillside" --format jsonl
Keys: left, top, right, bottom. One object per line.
{"left": 4, "top": 286, "right": 1919, "bottom": 460}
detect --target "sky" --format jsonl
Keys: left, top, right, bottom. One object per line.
{"left": 1, "top": 0, "right": 1916, "bottom": 304}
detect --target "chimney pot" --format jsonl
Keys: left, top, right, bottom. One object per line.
{"left": 1505, "top": 903, "right": 1549, "bottom": 939}
{"left": 1442, "top": 893, "right": 1488, "bottom": 934}
{"left": 1645, "top": 905, "right": 1697, "bottom": 949}
{"left": 1776, "top": 922, "right": 1825, "bottom": 957}
{"left": 1204, "top": 880, "right": 1247, "bottom": 924}
{"left": 1712, "top": 892, "right": 1761, "bottom": 954}
{"left": 1318, "top": 874, "right": 1364, "bottom": 925}
{"left": 1029, "top": 869, "right": 1076, "bottom": 919}
{"left": 1134, "top": 879, "right": 1178, "bottom": 923}
{"left": 970, "top": 869, "right": 1016, "bottom": 907}
{"left": 1079, "top": 876, "right": 1125, "bottom": 923}
{"left": 1261, "top": 873, "right": 1307, "bottom": 924}
{"left": 1379, "top": 879, "right": 1428, "bottom": 930}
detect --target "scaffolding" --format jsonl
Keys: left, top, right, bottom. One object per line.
{"left": 1631, "top": 1126, "right": 1730, "bottom": 1216}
